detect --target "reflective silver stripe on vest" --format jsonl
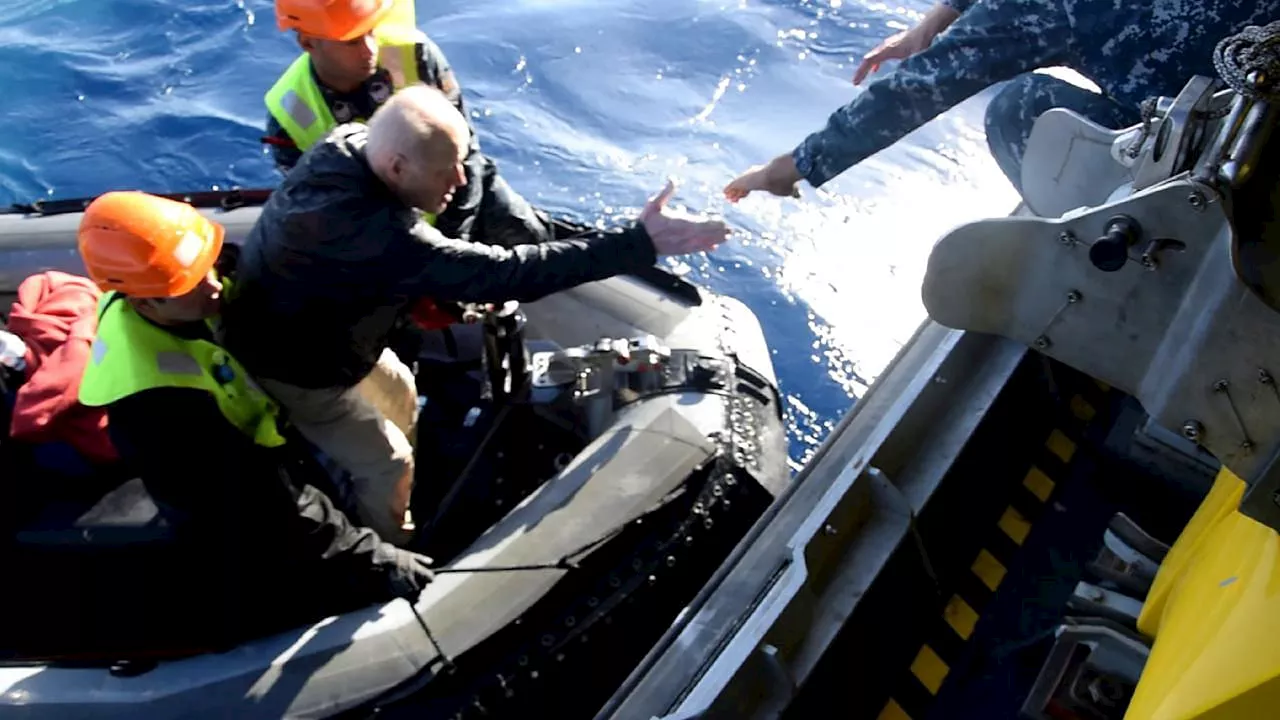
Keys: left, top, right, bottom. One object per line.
{"left": 156, "top": 351, "right": 203, "bottom": 376}
{"left": 91, "top": 337, "right": 108, "bottom": 365}
{"left": 280, "top": 89, "right": 318, "bottom": 131}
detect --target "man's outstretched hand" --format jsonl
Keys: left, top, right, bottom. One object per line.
{"left": 724, "top": 153, "right": 803, "bottom": 203}
{"left": 639, "top": 179, "right": 730, "bottom": 256}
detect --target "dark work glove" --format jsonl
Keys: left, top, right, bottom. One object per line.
{"left": 387, "top": 548, "right": 436, "bottom": 600}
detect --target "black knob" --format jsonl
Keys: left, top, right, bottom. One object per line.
{"left": 1089, "top": 216, "right": 1142, "bottom": 272}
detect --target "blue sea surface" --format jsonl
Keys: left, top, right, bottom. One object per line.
{"left": 0, "top": 0, "right": 1019, "bottom": 467}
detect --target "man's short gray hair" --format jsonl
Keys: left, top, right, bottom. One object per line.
{"left": 365, "top": 83, "right": 469, "bottom": 170}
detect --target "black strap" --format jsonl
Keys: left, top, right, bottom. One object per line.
{"left": 97, "top": 292, "right": 125, "bottom": 322}
{"left": 441, "top": 326, "right": 459, "bottom": 359}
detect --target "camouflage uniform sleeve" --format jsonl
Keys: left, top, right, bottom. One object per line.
{"left": 263, "top": 113, "right": 303, "bottom": 176}
{"left": 792, "top": 0, "right": 1073, "bottom": 187}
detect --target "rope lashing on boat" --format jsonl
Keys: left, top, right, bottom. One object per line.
{"left": 432, "top": 557, "right": 582, "bottom": 574}
{"left": 404, "top": 526, "right": 606, "bottom": 670}
{"left": 431, "top": 484, "right": 689, "bottom": 576}
{"left": 1125, "top": 98, "right": 1160, "bottom": 159}
{"left": 1127, "top": 21, "right": 1280, "bottom": 159}
{"left": 402, "top": 482, "right": 692, "bottom": 669}
{"left": 1214, "top": 20, "right": 1280, "bottom": 101}
{"left": 407, "top": 605, "right": 456, "bottom": 671}
{"left": 403, "top": 524, "right": 600, "bottom": 671}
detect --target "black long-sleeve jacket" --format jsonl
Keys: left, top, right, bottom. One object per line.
{"left": 105, "top": 342, "right": 428, "bottom": 642}
{"left": 223, "top": 124, "right": 658, "bottom": 389}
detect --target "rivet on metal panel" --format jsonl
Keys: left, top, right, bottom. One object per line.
{"left": 1181, "top": 420, "right": 1204, "bottom": 443}
{"left": 1213, "top": 380, "right": 1255, "bottom": 451}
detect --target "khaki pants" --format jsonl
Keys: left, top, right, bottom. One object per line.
{"left": 258, "top": 348, "right": 419, "bottom": 545}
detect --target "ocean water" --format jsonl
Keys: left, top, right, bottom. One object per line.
{"left": 0, "top": 0, "right": 1020, "bottom": 467}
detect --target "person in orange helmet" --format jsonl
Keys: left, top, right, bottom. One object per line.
{"left": 76, "top": 190, "right": 436, "bottom": 646}
{"left": 263, "top": 0, "right": 549, "bottom": 249}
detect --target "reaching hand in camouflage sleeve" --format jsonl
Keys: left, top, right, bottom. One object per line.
{"left": 725, "top": 0, "right": 1280, "bottom": 202}
{"left": 724, "top": 154, "right": 802, "bottom": 203}
{"left": 852, "top": 2, "right": 962, "bottom": 86}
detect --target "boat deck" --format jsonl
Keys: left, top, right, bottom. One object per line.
{"left": 787, "top": 359, "right": 1208, "bottom": 720}
{"left": 594, "top": 324, "right": 1218, "bottom": 720}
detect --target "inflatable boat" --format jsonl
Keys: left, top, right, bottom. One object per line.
{"left": 0, "top": 195, "right": 791, "bottom": 719}
{"left": 594, "top": 30, "right": 1280, "bottom": 720}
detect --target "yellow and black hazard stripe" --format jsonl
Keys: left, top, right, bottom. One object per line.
{"left": 874, "top": 384, "right": 1110, "bottom": 720}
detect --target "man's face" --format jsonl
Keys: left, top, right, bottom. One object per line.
{"left": 301, "top": 32, "right": 379, "bottom": 90}
{"left": 136, "top": 271, "right": 223, "bottom": 325}
{"left": 398, "top": 129, "right": 469, "bottom": 214}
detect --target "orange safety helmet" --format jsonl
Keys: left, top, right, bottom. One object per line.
{"left": 78, "top": 191, "right": 225, "bottom": 298}
{"left": 275, "top": 0, "right": 393, "bottom": 41}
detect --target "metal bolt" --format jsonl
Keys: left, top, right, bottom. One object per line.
{"left": 1058, "top": 231, "right": 1078, "bottom": 246}
{"left": 1087, "top": 675, "right": 1126, "bottom": 706}
{"left": 1188, "top": 191, "right": 1206, "bottom": 210}
{"left": 823, "top": 524, "right": 837, "bottom": 535}
{"left": 1035, "top": 335, "right": 1052, "bottom": 350}
{"left": 1259, "top": 369, "right": 1280, "bottom": 406}
{"left": 1182, "top": 420, "right": 1204, "bottom": 442}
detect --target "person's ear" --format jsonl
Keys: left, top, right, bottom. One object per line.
{"left": 389, "top": 153, "right": 409, "bottom": 183}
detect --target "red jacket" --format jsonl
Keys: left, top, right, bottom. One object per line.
{"left": 7, "top": 271, "right": 118, "bottom": 464}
